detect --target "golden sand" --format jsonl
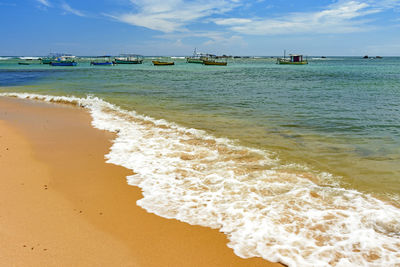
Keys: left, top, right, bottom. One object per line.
{"left": 0, "top": 97, "right": 282, "bottom": 266}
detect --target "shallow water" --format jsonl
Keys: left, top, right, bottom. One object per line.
{"left": 1, "top": 57, "right": 399, "bottom": 198}
{"left": 1, "top": 57, "right": 400, "bottom": 266}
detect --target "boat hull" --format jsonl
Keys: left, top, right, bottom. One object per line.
{"left": 114, "top": 59, "right": 143, "bottom": 64}
{"left": 152, "top": 61, "right": 174, "bottom": 66}
{"left": 277, "top": 59, "right": 308, "bottom": 65}
{"left": 91, "top": 62, "right": 114, "bottom": 66}
{"left": 51, "top": 62, "right": 77, "bottom": 66}
{"left": 203, "top": 61, "right": 227, "bottom": 66}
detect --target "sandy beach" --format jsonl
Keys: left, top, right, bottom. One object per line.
{"left": 0, "top": 96, "right": 281, "bottom": 267}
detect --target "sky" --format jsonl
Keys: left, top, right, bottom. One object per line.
{"left": 1, "top": 0, "right": 400, "bottom": 56}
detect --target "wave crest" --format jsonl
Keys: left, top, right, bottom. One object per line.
{"left": 2, "top": 92, "right": 399, "bottom": 266}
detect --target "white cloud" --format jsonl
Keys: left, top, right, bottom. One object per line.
{"left": 214, "top": 1, "right": 382, "bottom": 35}
{"left": 61, "top": 3, "right": 85, "bottom": 17}
{"left": 106, "top": 0, "right": 241, "bottom": 32}
{"left": 37, "top": 0, "right": 51, "bottom": 7}
{"left": 215, "top": 18, "right": 253, "bottom": 26}
{"left": 105, "top": 0, "right": 400, "bottom": 38}
{"left": 156, "top": 30, "right": 246, "bottom": 51}
{"left": 202, "top": 34, "right": 245, "bottom": 47}
{"left": 368, "top": 0, "right": 400, "bottom": 9}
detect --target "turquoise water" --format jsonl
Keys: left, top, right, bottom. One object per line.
{"left": 1, "top": 57, "right": 399, "bottom": 199}
{"left": 1, "top": 57, "right": 400, "bottom": 265}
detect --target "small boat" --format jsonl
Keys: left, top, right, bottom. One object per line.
{"left": 187, "top": 58, "right": 204, "bottom": 64}
{"left": 18, "top": 62, "right": 30, "bottom": 65}
{"left": 152, "top": 60, "right": 174, "bottom": 66}
{"left": 51, "top": 61, "right": 77, "bottom": 66}
{"left": 91, "top": 56, "right": 114, "bottom": 66}
{"left": 114, "top": 54, "right": 143, "bottom": 64}
{"left": 375, "top": 56, "right": 383, "bottom": 59}
{"left": 41, "top": 53, "right": 71, "bottom": 64}
{"left": 277, "top": 51, "right": 308, "bottom": 65}
{"left": 202, "top": 60, "right": 227, "bottom": 66}
{"left": 186, "top": 48, "right": 208, "bottom": 64}
{"left": 50, "top": 55, "right": 77, "bottom": 66}
{"left": 91, "top": 62, "right": 114, "bottom": 66}
{"left": 363, "top": 55, "right": 369, "bottom": 59}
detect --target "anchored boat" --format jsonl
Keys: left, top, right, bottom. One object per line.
{"left": 186, "top": 49, "right": 209, "bottom": 64}
{"left": 202, "top": 60, "right": 227, "bottom": 66}
{"left": 50, "top": 55, "right": 77, "bottom": 66}
{"left": 114, "top": 54, "right": 143, "bottom": 64}
{"left": 277, "top": 54, "right": 308, "bottom": 65}
{"left": 277, "top": 51, "right": 308, "bottom": 65}
{"left": 152, "top": 60, "right": 174, "bottom": 66}
{"left": 41, "top": 53, "right": 71, "bottom": 64}
{"left": 91, "top": 56, "right": 114, "bottom": 66}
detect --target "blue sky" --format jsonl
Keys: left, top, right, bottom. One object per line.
{"left": 1, "top": 0, "right": 400, "bottom": 56}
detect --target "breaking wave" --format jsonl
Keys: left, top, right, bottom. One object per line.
{"left": 2, "top": 92, "right": 399, "bottom": 266}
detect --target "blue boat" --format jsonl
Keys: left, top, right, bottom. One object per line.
{"left": 114, "top": 54, "right": 143, "bottom": 64}
{"left": 90, "top": 56, "right": 114, "bottom": 66}
{"left": 51, "top": 62, "right": 77, "bottom": 66}
{"left": 91, "top": 62, "right": 114, "bottom": 66}
{"left": 50, "top": 55, "right": 77, "bottom": 66}
{"left": 42, "top": 53, "right": 71, "bottom": 64}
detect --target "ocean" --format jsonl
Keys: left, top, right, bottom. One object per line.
{"left": 1, "top": 56, "right": 399, "bottom": 266}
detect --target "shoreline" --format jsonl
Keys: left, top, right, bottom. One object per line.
{"left": 0, "top": 96, "right": 281, "bottom": 266}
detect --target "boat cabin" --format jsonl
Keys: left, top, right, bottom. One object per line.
{"left": 277, "top": 51, "right": 308, "bottom": 65}
{"left": 289, "top": 54, "right": 304, "bottom": 63}
{"left": 116, "top": 54, "right": 143, "bottom": 61}
{"left": 91, "top": 55, "right": 114, "bottom": 65}
{"left": 114, "top": 54, "right": 144, "bottom": 64}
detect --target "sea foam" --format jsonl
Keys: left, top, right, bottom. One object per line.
{"left": 18, "top": 56, "right": 40, "bottom": 60}
{"left": 2, "top": 92, "right": 399, "bottom": 266}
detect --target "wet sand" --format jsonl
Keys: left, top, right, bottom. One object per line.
{"left": 0, "top": 96, "right": 282, "bottom": 266}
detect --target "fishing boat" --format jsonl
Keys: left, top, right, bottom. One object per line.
{"left": 50, "top": 55, "right": 77, "bottom": 66}
{"left": 186, "top": 49, "right": 208, "bottom": 64}
{"left": 202, "top": 60, "right": 227, "bottom": 66}
{"left": 187, "top": 57, "right": 204, "bottom": 64}
{"left": 41, "top": 53, "right": 70, "bottom": 64}
{"left": 51, "top": 61, "right": 77, "bottom": 66}
{"left": 90, "top": 56, "right": 114, "bottom": 66}
{"left": 277, "top": 51, "right": 308, "bottom": 65}
{"left": 152, "top": 60, "right": 174, "bottom": 66}
{"left": 114, "top": 54, "right": 143, "bottom": 64}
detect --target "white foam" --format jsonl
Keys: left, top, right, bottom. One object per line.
{"left": 18, "top": 57, "right": 40, "bottom": 60}
{"left": 2, "top": 92, "right": 400, "bottom": 266}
